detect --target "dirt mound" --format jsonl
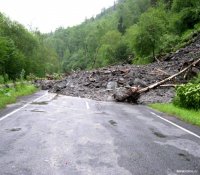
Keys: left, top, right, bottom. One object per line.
{"left": 36, "top": 35, "right": 200, "bottom": 104}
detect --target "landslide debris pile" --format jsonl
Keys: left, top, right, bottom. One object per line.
{"left": 36, "top": 35, "right": 200, "bottom": 104}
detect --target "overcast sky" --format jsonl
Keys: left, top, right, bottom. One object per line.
{"left": 0, "top": 0, "right": 114, "bottom": 33}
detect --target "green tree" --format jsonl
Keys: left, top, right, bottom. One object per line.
{"left": 132, "top": 7, "right": 167, "bottom": 58}
{"left": 171, "top": 0, "right": 200, "bottom": 33}
{"left": 98, "top": 30, "right": 122, "bottom": 64}
{"left": 0, "top": 37, "right": 25, "bottom": 79}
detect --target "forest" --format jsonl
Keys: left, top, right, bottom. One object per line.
{"left": 0, "top": 0, "right": 200, "bottom": 81}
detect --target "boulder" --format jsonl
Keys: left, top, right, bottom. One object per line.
{"left": 52, "top": 81, "right": 67, "bottom": 92}
{"left": 113, "top": 87, "right": 140, "bottom": 103}
{"left": 106, "top": 81, "right": 118, "bottom": 90}
{"left": 37, "top": 80, "right": 55, "bottom": 90}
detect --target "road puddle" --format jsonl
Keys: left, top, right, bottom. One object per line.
{"left": 109, "top": 120, "right": 117, "bottom": 126}
{"left": 150, "top": 128, "right": 166, "bottom": 138}
{"left": 6, "top": 128, "right": 21, "bottom": 132}
{"left": 31, "top": 109, "right": 46, "bottom": 113}
{"left": 31, "top": 101, "right": 48, "bottom": 105}
{"left": 178, "top": 153, "right": 190, "bottom": 161}
{"left": 153, "top": 131, "right": 166, "bottom": 138}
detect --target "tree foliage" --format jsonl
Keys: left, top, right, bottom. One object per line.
{"left": 0, "top": 12, "right": 60, "bottom": 80}
{"left": 131, "top": 7, "right": 167, "bottom": 58}
{"left": 44, "top": 0, "right": 200, "bottom": 70}
{"left": 1, "top": 0, "right": 200, "bottom": 78}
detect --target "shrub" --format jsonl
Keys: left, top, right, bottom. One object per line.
{"left": 52, "top": 73, "right": 62, "bottom": 80}
{"left": 27, "top": 73, "right": 37, "bottom": 81}
{"left": 160, "top": 34, "right": 180, "bottom": 53}
{"left": 190, "top": 73, "right": 200, "bottom": 84}
{"left": 173, "top": 83, "right": 200, "bottom": 110}
{"left": 132, "top": 56, "right": 153, "bottom": 65}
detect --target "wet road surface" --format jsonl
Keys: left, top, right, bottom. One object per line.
{"left": 0, "top": 92, "right": 200, "bottom": 175}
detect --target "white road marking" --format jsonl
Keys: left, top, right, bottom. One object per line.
{"left": 150, "top": 112, "right": 200, "bottom": 139}
{"left": 86, "top": 101, "right": 90, "bottom": 110}
{"left": 0, "top": 92, "right": 48, "bottom": 122}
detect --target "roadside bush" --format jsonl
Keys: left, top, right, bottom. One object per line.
{"left": 173, "top": 83, "right": 200, "bottom": 110}
{"left": 27, "top": 73, "right": 37, "bottom": 81}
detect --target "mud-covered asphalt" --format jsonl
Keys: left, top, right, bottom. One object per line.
{"left": 0, "top": 91, "right": 200, "bottom": 175}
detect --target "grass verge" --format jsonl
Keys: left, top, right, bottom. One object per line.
{"left": 0, "top": 84, "right": 37, "bottom": 109}
{"left": 149, "top": 103, "right": 200, "bottom": 127}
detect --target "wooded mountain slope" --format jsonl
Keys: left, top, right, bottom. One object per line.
{"left": 0, "top": 13, "right": 60, "bottom": 81}
{"left": 45, "top": 0, "right": 200, "bottom": 72}
{"left": 0, "top": 0, "right": 200, "bottom": 81}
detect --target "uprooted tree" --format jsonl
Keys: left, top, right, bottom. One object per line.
{"left": 113, "top": 58, "right": 200, "bottom": 103}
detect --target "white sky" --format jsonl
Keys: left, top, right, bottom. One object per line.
{"left": 0, "top": 0, "right": 114, "bottom": 33}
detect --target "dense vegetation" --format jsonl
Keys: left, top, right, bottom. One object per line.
{"left": 0, "top": 84, "right": 37, "bottom": 109}
{"left": 150, "top": 75, "right": 200, "bottom": 126}
{"left": 45, "top": 0, "right": 200, "bottom": 71}
{"left": 173, "top": 83, "right": 200, "bottom": 110}
{"left": 0, "top": 13, "right": 60, "bottom": 81}
{"left": 0, "top": 0, "right": 200, "bottom": 81}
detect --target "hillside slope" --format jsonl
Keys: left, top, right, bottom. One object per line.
{"left": 37, "top": 34, "right": 200, "bottom": 104}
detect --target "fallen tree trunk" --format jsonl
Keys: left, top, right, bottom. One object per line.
{"left": 139, "top": 58, "right": 200, "bottom": 93}
{"left": 113, "top": 58, "right": 200, "bottom": 103}
{"left": 160, "top": 84, "right": 177, "bottom": 88}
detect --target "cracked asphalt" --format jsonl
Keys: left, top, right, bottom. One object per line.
{"left": 0, "top": 91, "right": 200, "bottom": 175}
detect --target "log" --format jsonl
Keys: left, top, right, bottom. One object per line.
{"left": 113, "top": 58, "right": 200, "bottom": 103}
{"left": 138, "top": 58, "right": 200, "bottom": 93}
{"left": 160, "top": 84, "right": 177, "bottom": 88}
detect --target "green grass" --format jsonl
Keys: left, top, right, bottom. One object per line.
{"left": 149, "top": 103, "right": 200, "bottom": 127}
{"left": 0, "top": 84, "right": 37, "bottom": 109}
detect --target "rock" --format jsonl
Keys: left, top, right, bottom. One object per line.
{"left": 196, "top": 44, "right": 200, "bottom": 48}
{"left": 52, "top": 81, "right": 67, "bottom": 92}
{"left": 126, "top": 70, "right": 134, "bottom": 77}
{"left": 39, "top": 80, "right": 55, "bottom": 90}
{"left": 191, "top": 67, "right": 200, "bottom": 75}
{"left": 89, "top": 77, "right": 96, "bottom": 82}
{"left": 78, "top": 88, "right": 85, "bottom": 91}
{"left": 106, "top": 81, "right": 118, "bottom": 90}
{"left": 128, "top": 79, "right": 134, "bottom": 86}
{"left": 133, "top": 78, "right": 147, "bottom": 88}
{"left": 113, "top": 87, "right": 140, "bottom": 103}
{"left": 113, "top": 87, "right": 131, "bottom": 102}
{"left": 84, "top": 82, "right": 90, "bottom": 86}
{"left": 69, "top": 84, "right": 75, "bottom": 88}
{"left": 104, "top": 70, "right": 112, "bottom": 74}
{"left": 118, "top": 77, "right": 125, "bottom": 84}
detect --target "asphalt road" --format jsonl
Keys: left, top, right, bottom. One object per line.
{"left": 0, "top": 91, "right": 200, "bottom": 175}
